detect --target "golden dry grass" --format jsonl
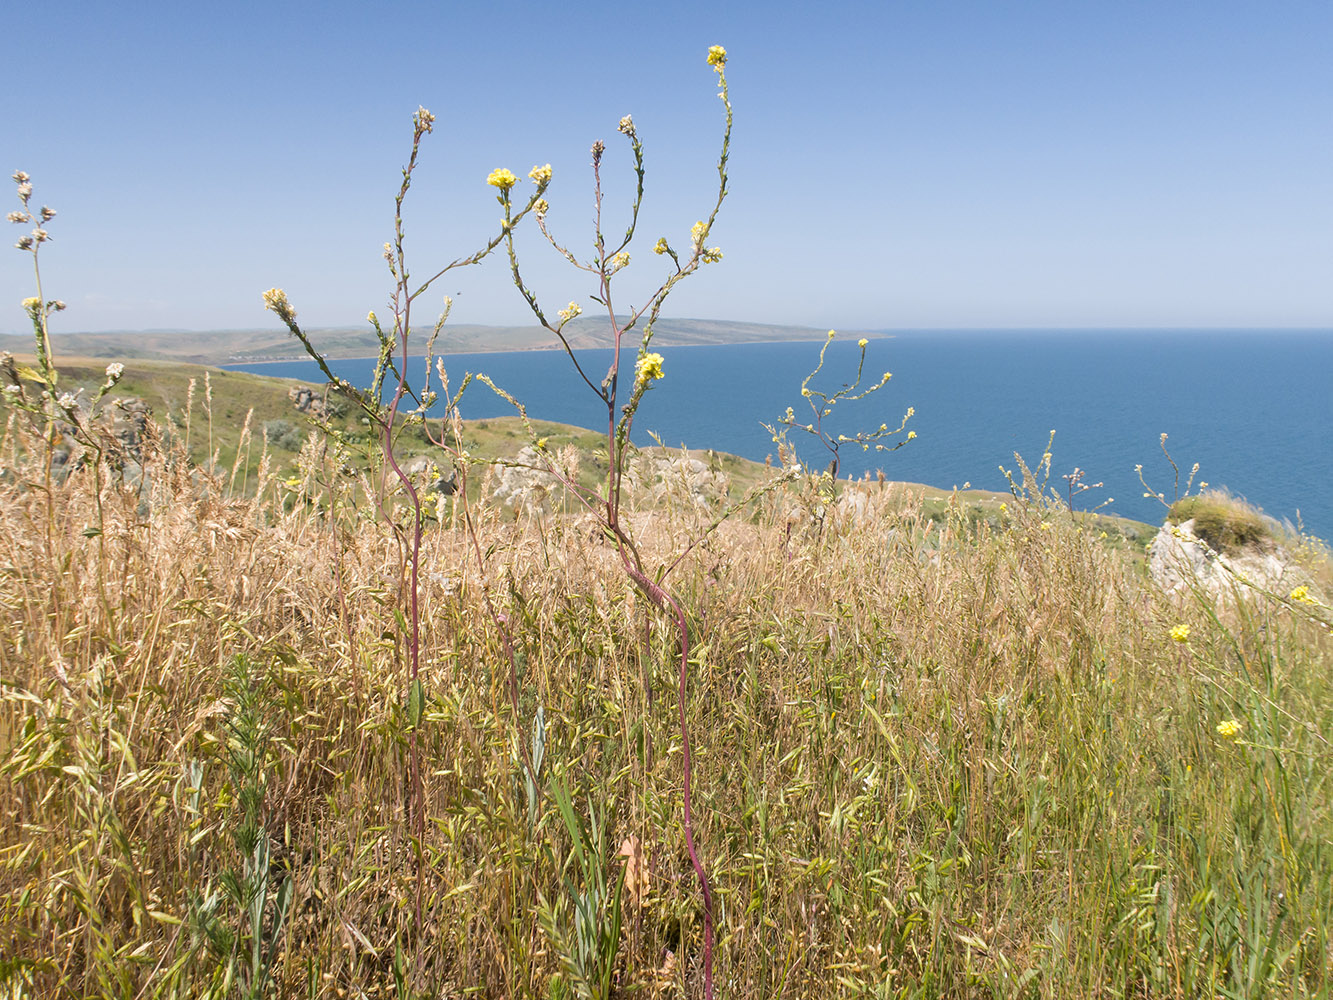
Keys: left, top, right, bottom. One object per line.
{"left": 2, "top": 414, "right": 1331, "bottom": 999}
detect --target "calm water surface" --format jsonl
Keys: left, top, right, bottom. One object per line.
{"left": 229, "top": 330, "right": 1333, "bottom": 538}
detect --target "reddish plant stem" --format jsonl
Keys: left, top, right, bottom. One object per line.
{"left": 617, "top": 551, "right": 713, "bottom": 998}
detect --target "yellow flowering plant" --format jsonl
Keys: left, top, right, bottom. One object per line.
{"left": 261, "top": 103, "right": 550, "bottom": 927}
{"left": 487, "top": 46, "right": 741, "bottom": 998}
{"left": 763, "top": 330, "right": 914, "bottom": 511}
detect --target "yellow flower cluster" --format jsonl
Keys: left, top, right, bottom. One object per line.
{"left": 1216, "top": 719, "right": 1242, "bottom": 740}
{"left": 609, "top": 252, "right": 631, "bottom": 272}
{"left": 1290, "top": 585, "right": 1318, "bottom": 605}
{"left": 707, "top": 45, "right": 727, "bottom": 69}
{"left": 1169, "top": 624, "right": 1190, "bottom": 644}
{"left": 557, "top": 301, "right": 582, "bottom": 322}
{"left": 858, "top": 338, "right": 868, "bottom": 348}
{"left": 653, "top": 237, "right": 669, "bottom": 255}
{"left": 528, "top": 163, "right": 552, "bottom": 185}
{"left": 635, "top": 352, "right": 665, "bottom": 386}
{"left": 487, "top": 168, "right": 518, "bottom": 190}
{"left": 690, "top": 220, "right": 707, "bottom": 248}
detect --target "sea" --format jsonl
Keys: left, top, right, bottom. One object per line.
{"left": 227, "top": 329, "right": 1333, "bottom": 539}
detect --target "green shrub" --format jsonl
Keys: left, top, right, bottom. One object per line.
{"left": 1168, "top": 492, "right": 1273, "bottom": 553}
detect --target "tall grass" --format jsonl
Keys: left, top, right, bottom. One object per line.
{"left": 2, "top": 405, "right": 1331, "bottom": 997}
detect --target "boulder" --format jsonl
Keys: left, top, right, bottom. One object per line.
{"left": 488, "top": 446, "right": 563, "bottom": 516}
{"left": 1148, "top": 517, "right": 1292, "bottom": 600}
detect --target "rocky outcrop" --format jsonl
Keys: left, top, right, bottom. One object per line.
{"left": 626, "top": 452, "right": 729, "bottom": 508}
{"left": 1148, "top": 517, "right": 1293, "bottom": 600}
{"left": 107, "top": 396, "right": 151, "bottom": 459}
{"left": 488, "top": 446, "right": 564, "bottom": 516}
{"left": 288, "top": 384, "right": 328, "bottom": 418}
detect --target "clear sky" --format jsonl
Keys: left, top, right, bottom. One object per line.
{"left": 5, "top": 0, "right": 1331, "bottom": 334}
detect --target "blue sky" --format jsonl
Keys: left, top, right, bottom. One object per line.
{"left": 5, "top": 0, "right": 1330, "bottom": 334}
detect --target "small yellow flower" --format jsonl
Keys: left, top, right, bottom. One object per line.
{"left": 367, "top": 310, "right": 378, "bottom": 326}
{"left": 827, "top": 330, "right": 836, "bottom": 340}
{"left": 557, "top": 301, "right": 582, "bottom": 322}
{"left": 701, "top": 246, "right": 723, "bottom": 263}
{"left": 609, "top": 251, "right": 630, "bottom": 272}
{"left": 857, "top": 338, "right": 868, "bottom": 348}
{"left": 1169, "top": 624, "right": 1190, "bottom": 644}
{"left": 690, "top": 220, "right": 707, "bottom": 248}
{"left": 907, "top": 430, "right": 916, "bottom": 440}
{"left": 707, "top": 45, "right": 727, "bottom": 69}
{"left": 486, "top": 168, "right": 518, "bottom": 190}
{"left": 528, "top": 163, "right": 552, "bottom": 185}
{"left": 1216, "top": 719, "right": 1242, "bottom": 740}
{"left": 999, "top": 503, "right": 1008, "bottom": 513}
{"left": 635, "top": 351, "right": 665, "bottom": 387}
{"left": 653, "top": 237, "right": 669, "bottom": 255}
{"left": 536, "top": 437, "right": 548, "bottom": 450}
{"left": 1290, "top": 585, "right": 1317, "bottom": 605}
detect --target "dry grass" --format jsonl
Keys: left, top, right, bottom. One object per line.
{"left": 2, "top": 414, "right": 1331, "bottom": 1000}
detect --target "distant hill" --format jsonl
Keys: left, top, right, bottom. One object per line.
{"left": 0, "top": 318, "right": 884, "bottom": 367}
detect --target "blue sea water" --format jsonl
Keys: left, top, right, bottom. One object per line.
{"left": 228, "top": 330, "right": 1333, "bottom": 538}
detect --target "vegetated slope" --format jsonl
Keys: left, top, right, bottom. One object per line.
{"left": 0, "top": 317, "right": 885, "bottom": 366}
{"left": 0, "top": 353, "right": 1155, "bottom": 548}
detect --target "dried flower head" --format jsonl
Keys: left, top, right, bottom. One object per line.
{"left": 11, "top": 171, "right": 29, "bottom": 184}
{"left": 40, "top": 206, "right": 56, "bottom": 222}
{"left": 528, "top": 163, "right": 552, "bottom": 185}
{"left": 105, "top": 363, "right": 125, "bottom": 381}
{"left": 617, "top": 115, "right": 636, "bottom": 137}
{"left": 57, "top": 392, "right": 77, "bottom": 410}
{"left": 415, "top": 106, "right": 436, "bottom": 132}
{"left": 486, "top": 168, "right": 518, "bottom": 190}
{"left": 591, "top": 139, "right": 606, "bottom": 159}
{"left": 261, "top": 287, "right": 295, "bottom": 319}
{"left": 533, "top": 198, "right": 549, "bottom": 217}
{"left": 6, "top": 211, "right": 29, "bottom": 224}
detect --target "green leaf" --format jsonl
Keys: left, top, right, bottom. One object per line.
{"left": 407, "top": 679, "right": 424, "bottom": 729}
